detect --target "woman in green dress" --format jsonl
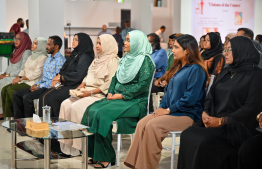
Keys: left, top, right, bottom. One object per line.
{"left": 81, "top": 30, "right": 155, "bottom": 168}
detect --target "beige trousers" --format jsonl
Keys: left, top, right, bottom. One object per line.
{"left": 59, "top": 96, "right": 101, "bottom": 156}
{"left": 124, "top": 114, "right": 193, "bottom": 169}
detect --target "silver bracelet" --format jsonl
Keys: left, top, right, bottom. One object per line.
{"left": 90, "top": 90, "right": 94, "bottom": 96}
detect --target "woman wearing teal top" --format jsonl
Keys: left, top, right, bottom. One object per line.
{"left": 81, "top": 30, "right": 155, "bottom": 168}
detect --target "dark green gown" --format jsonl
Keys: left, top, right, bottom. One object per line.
{"left": 81, "top": 55, "right": 155, "bottom": 163}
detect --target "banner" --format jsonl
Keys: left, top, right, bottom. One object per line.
{"left": 192, "top": 0, "right": 254, "bottom": 42}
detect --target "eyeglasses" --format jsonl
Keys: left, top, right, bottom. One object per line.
{"left": 14, "top": 38, "right": 21, "bottom": 41}
{"left": 223, "top": 48, "right": 232, "bottom": 53}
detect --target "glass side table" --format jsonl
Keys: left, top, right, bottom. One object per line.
{"left": 2, "top": 117, "right": 93, "bottom": 169}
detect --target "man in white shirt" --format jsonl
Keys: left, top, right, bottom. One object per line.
{"left": 155, "top": 26, "right": 166, "bottom": 43}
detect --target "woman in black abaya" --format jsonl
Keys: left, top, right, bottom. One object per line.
{"left": 177, "top": 36, "right": 262, "bottom": 169}
{"left": 202, "top": 32, "right": 225, "bottom": 75}
{"left": 38, "top": 33, "right": 94, "bottom": 117}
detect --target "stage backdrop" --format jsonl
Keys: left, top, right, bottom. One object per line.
{"left": 192, "top": 0, "right": 254, "bottom": 42}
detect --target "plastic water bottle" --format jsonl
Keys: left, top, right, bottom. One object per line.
{"left": 42, "top": 105, "right": 51, "bottom": 124}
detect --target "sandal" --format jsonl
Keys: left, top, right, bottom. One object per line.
{"left": 94, "top": 162, "right": 111, "bottom": 168}
{"left": 88, "top": 159, "right": 97, "bottom": 164}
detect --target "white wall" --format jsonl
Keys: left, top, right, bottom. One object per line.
{"left": 152, "top": 6, "right": 172, "bottom": 41}
{"left": 180, "top": 0, "right": 192, "bottom": 35}
{"left": 6, "top": 0, "right": 28, "bottom": 32}
{"left": 254, "top": 0, "right": 262, "bottom": 36}
{"left": 0, "top": 0, "right": 7, "bottom": 73}
{"left": 64, "top": 0, "right": 131, "bottom": 28}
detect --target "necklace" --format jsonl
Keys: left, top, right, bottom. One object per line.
{"left": 231, "top": 72, "right": 236, "bottom": 78}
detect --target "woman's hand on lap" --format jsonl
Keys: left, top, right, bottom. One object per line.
{"left": 79, "top": 91, "right": 91, "bottom": 98}
{"left": 152, "top": 108, "right": 169, "bottom": 118}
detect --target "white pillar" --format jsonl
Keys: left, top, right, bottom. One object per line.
{"left": 28, "top": 0, "right": 64, "bottom": 55}
{"left": 254, "top": 0, "right": 262, "bottom": 37}
{"left": 180, "top": 0, "right": 192, "bottom": 34}
{"left": 131, "top": 0, "right": 152, "bottom": 35}
{"left": 0, "top": 0, "right": 8, "bottom": 74}
{"left": 170, "top": 0, "right": 181, "bottom": 34}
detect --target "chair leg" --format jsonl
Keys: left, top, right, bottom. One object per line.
{"left": 130, "top": 134, "right": 133, "bottom": 142}
{"left": 171, "top": 133, "right": 176, "bottom": 169}
{"left": 117, "top": 134, "right": 121, "bottom": 167}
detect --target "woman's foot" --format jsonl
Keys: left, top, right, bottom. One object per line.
{"left": 88, "top": 158, "right": 97, "bottom": 164}
{"left": 94, "top": 161, "right": 111, "bottom": 168}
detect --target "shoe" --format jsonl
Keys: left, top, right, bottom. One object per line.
{"left": 94, "top": 162, "right": 111, "bottom": 168}
{"left": 0, "top": 114, "right": 4, "bottom": 120}
{"left": 88, "top": 158, "right": 97, "bottom": 164}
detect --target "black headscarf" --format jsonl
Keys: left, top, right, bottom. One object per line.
{"left": 60, "top": 33, "right": 94, "bottom": 74}
{"left": 202, "top": 32, "right": 223, "bottom": 60}
{"left": 252, "top": 40, "right": 262, "bottom": 52}
{"left": 228, "top": 36, "right": 260, "bottom": 73}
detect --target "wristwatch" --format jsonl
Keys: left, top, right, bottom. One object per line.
{"left": 166, "top": 108, "right": 171, "bottom": 114}
{"left": 90, "top": 90, "right": 94, "bottom": 96}
{"left": 19, "top": 76, "right": 22, "bottom": 80}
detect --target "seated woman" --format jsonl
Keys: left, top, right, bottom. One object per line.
{"left": 238, "top": 113, "right": 262, "bottom": 169}
{"left": 177, "top": 36, "right": 262, "bottom": 169}
{"left": 199, "top": 35, "right": 205, "bottom": 53}
{"left": 1, "top": 37, "right": 47, "bottom": 117}
{"left": 0, "top": 32, "right": 32, "bottom": 118}
{"left": 202, "top": 32, "right": 225, "bottom": 75}
{"left": 155, "top": 33, "right": 184, "bottom": 89}
{"left": 81, "top": 30, "right": 155, "bottom": 168}
{"left": 124, "top": 34, "right": 208, "bottom": 169}
{"left": 59, "top": 34, "right": 119, "bottom": 156}
{"left": 147, "top": 33, "right": 167, "bottom": 112}
{"left": 38, "top": 33, "right": 94, "bottom": 117}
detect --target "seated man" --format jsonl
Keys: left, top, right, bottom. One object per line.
{"left": 13, "top": 35, "right": 66, "bottom": 118}
{"left": 147, "top": 33, "right": 167, "bottom": 112}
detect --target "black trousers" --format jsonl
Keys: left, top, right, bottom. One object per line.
{"left": 38, "top": 86, "right": 72, "bottom": 118}
{"left": 238, "top": 134, "right": 262, "bottom": 169}
{"left": 148, "top": 82, "right": 165, "bottom": 113}
{"left": 13, "top": 87, "right": 48, "bottom": 119}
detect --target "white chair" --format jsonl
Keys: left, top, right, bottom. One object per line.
{"left": 152, "top": 91, "right": 181, "bottom": 169}
{"left": 115, "top": 72, "right": 155, "bottom": 167}
{"left": 152, "top": 92, "right": 164, "bottom": 111}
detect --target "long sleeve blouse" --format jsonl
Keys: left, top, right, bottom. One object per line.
{"left": 5, "top": 50, "right": 31, "bottom": 77}
{"left": 18, "top": 55, "right": 47, "bottom": 86}
{"left": 159, "top": 64, "right": 207, "bottom": 122}
{"left": 108, "top": 55, "right": 155, "bottom": 100}
{"left": 152, "top": 49, "right": 167, "bottom": 78}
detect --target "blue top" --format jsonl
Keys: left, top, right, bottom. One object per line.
{"left": 98, "top": 30, "right": 112, "bottom": 36}
{"left": 113, "top": 34, "right": 124, "bottom": 52}
{"left": 35, "top": 52, "right": 66, "bottom": 88}
{"left": 159, "top": 64, "right": 206, "bottom": 122}
{"left": 121, "top": 27, "right": 133, "bottom": 42}
{"left": 152, "top": 49, "right": 168, "bottom": 78}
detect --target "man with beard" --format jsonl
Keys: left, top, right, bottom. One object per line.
{"left": 9, "top": 18, "right": 24, "bottom": 35}
{"left": 147, "top": 33, "right": 167, "bottom": 113}
{"left": 12, "top": 35, "right": 66, "bottom": 119}
{"left": 236, "top": 27, "right": 262, "bottom": 68}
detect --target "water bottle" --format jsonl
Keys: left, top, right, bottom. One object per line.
{"left": 42, "top": 105, "right": 51, "bottom": 124}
